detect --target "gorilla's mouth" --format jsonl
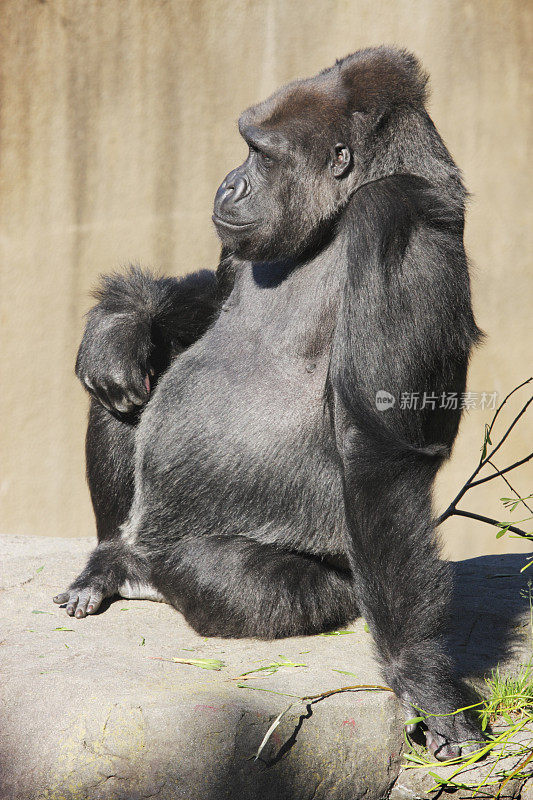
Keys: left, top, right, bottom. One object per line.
{"left": 212, "top": 214, "right": 258, "bottom": 230}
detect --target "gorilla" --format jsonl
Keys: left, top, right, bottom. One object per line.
{"left": 54, "top": 47, "right": 483, "bottom": 759}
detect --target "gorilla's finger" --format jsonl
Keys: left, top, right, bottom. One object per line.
{"left": 404, "top": 716, "right": 419, "bottom": 735}
{"left": 425, "top": 730, "right": 460, "bottom": 761}
{"left": 460, "top": 740, "right": 484, "bottom": 756}
{"left": 401, "top": 699, "right": 419, "bottom": 734}
{"left": 91, "top": 386, "right": 114, "bottom": 413}
{"left": 74, "top": 588, "right": 93, "bottom": 618}
{"left": 102, "top": 383, "right": 135, "bottom": 414}
{"left": 84, "top": 376, "right": 114, "bottom": 412}
{"left": 53, "top": 592, "right": 70, "bottom": 605}
{"left": 126, "top": 393, "right": 145, "bottom": 407}
{"left": 125, "top": 378, "right": 149, "bottom": 406}
{"left": 113, "top": 397, "right": 135, "bottom": 413}
{"left": 87, "top": 590, "right": 104, "bottom": 614}
{"left": 65, "top": 593, "right": 79, "bottom": 616}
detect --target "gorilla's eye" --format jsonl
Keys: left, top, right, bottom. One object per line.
{"left": 258, "top": 150, "right": 273, "bottom": 166}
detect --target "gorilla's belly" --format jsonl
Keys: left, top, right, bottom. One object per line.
{"left": 134, "top": 319, "right": 347, "bottom": 557}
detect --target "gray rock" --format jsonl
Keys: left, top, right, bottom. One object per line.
{"left": 0, "top": 535, "right": 532, "bottom": 800}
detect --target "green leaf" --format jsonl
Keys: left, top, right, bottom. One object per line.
{"left": 428, "top": 772, "right": 447, "bottom": 784}
{"left": 319, "top": 630, "right": 354, "bottom": 636}
{"left": 481, "top": 424, "right": 492, "bottom": 460}
{"left": 496, "top": 526, "right": 510, "bottom": 539}
{"left": 404, "top": 716, "right": 425, "bottom": 725}
{"left": 172, "top": 657, "right": 225, "bottom": 671}
{"left": 36, "top": 566, "right": 44, "bottom": 573}
{"left": 254, "top": 703, "right": 294, "bottom": 761}
{"left": 332, "top": 669, "right": 359, "bottom": 678}
{"left": 235, "top": 683, "right": 299, "bottom": 697}
{"left": 236, "top": 658, "right": 306, "bottom": 679}
{"left": 403, "top": 752, "right": 426, "bottom": 764}
{"left": 53, "top": 627, "right": 74, "bottom": 631}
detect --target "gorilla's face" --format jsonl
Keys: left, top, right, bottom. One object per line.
{"left": 212, "top": 49, "right": 433, "bottom": 262}
{"left": 212, "top": 85, "right": 354, "bottom": 262}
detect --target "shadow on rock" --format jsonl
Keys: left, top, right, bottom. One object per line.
{"left": 448, "top": 553, "right": 532, "bottom": 678}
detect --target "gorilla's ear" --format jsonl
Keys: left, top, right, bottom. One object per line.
{"left": 331, "top": 144, "right": 352, "bottom": 178}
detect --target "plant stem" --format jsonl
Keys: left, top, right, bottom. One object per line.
{"left": 448, "top": 509, "right": 530, "bottom": 539}
{"left": 468, "top": 453, "right": 533, "bottom": 490}
{"left": 436, "top": 379, "right": 533, "bottom": 536}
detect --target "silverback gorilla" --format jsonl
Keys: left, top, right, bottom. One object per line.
{"left": 54, "top": 47, "right": 482, "bottom": 759}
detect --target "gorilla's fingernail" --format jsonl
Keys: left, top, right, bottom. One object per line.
{"left": 88, "top": 605, "right": 93, "bottom": 612}
{"left": 144, "top": 375, "right": 151, "bottom": 393}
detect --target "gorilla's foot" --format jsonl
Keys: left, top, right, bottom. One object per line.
{"left": 402, "top": 694, "right": 483, "bottom": 761}
{"left": 53, "top": 541, "right": 150, "bottom": 619}
{"left": 53, "top": 586, "right": 106, "bottom": 618}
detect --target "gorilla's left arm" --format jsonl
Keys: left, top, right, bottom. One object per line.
{"left": 75, "top": 251, "right": 236, "bottom": 413}
{"left": 329, "top": 174, "right": 482, "bottom": 757}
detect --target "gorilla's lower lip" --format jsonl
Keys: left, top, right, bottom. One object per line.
{"left": 212, "top": 214, "right": 257, "bottom": 230}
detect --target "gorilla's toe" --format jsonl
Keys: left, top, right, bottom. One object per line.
{"left": 53, "top": 586, "right": 104, "bottom": 618}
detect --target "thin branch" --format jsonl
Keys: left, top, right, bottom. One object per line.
{"left": 302, "top": 683, "right": 392, "bottom": 702}
{"left": 485, "top": 377, "right": 532, "bottom": 444}
{"left": 479, "top": 394, "right": 533, "bottom": 467}
{"left": 450, "top": 509, "right": 531, "bottom": 539}
{"left": 486, "top": 459, "right": 533, "bottom": 514}
{"left": 468, "top": 452, "right": 533, "bottom": 489}
{"left": 437, "top": 379, "right": 533, "bottom": 527}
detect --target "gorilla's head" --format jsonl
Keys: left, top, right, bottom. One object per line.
{"left": 212, "top": 46, "right": 442, "bottom": 262}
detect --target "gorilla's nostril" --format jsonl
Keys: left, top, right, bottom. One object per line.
{"left": 231, "top": 175, "right": 250, "bottom": 202}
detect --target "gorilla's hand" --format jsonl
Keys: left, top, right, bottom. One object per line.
{"left": 403, "top": 696, "right": 484, "bottom": 761}
{"left": 75, "top": 312, "right": 152, "bottom": 413}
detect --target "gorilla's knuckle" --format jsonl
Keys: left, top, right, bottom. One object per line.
{"left": 113, "top": 399, "right": 134, "bottom": 414}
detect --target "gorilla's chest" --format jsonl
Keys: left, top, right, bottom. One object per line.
{"left": 201, "top": 257, "right": 341, "bottom": 421}
{"left": 152, "top": 255, "right": 342, "bottom": 445}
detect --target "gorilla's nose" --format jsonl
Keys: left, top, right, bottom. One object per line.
{"left": 215, "top": 170, "right": 250, "bottom": 209}
{"left": 228, "top": 174, "right": 250, "bottom": 202}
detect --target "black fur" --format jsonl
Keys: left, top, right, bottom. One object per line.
{"left": 56, "top": 47, "right": 483, "bottom": 759}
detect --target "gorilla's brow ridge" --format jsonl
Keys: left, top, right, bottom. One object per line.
{"left": 238, "top": 122, "right": 290, "bottom": 158}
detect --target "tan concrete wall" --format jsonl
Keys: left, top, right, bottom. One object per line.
{"left": 1, "top": 0, "right": 531, "bottom": 560}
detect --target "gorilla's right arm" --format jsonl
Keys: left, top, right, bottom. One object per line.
{"left": 76, "top": 258, "right": 233, "bottom": 413}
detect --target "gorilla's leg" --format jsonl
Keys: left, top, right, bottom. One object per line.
{"left": 54, "top": 399, "right": 164, "bottom": 615}
{"left": 85, "top": 398, "right": 136, "bottom": 543}
{"left": 150, "top": 536, "right": 359, "bottom": 638}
